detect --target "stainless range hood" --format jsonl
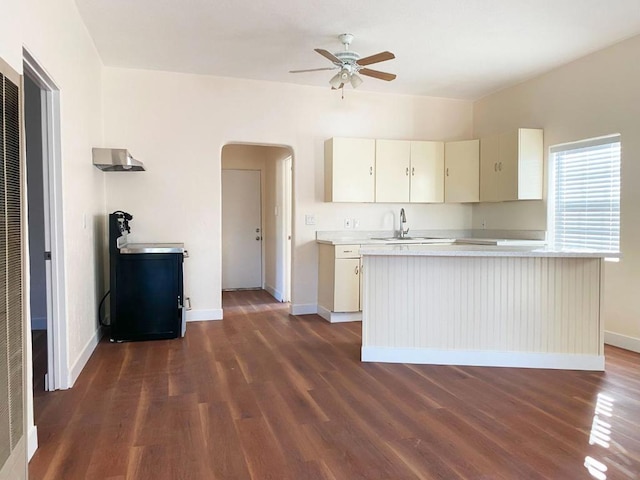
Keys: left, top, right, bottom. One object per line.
{"left": 92, "top": 148, "right": 145, "bottom": 171}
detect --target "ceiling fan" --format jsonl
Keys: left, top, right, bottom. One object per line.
{"left": 290, "top": 33, "right": 396, "bottom": 91}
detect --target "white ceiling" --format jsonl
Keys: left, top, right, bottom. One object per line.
{"left": 74, "top": 0, "right": 640, "bottom": 100}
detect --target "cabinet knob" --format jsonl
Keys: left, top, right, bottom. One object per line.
{"left": 355, "top": 266, "right": 359, "bottom": 275}
{"left": 256, "top": 236, "right": 261, "bottom": 241}
{"left": 446, "top": 168, "right": 449, "bottom": 176}
{"left": 369, "top": 166, "right": 373, "bottom": 175}
{"left": 406, "top": 167, "right": 409, "bottom": 176}
{"left": 498, "top": 162, "right": 502, "bottom": 171}
{"left": 411, "top": 167, "right": 415, "bottom": 176}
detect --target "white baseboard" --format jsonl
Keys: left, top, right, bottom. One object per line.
{"left": 361, "top": 346, "right": 605, "bottom": 371}
{"left": 265, "top": 284, "right": 284, "bottom": 302}
{"left": 605, "top": 331, "right": 640, "bottom": 354}
{"left": 67, "top": 327, "right": 103, "bottom": 388}
{"left": 31, "top": 316, "right": 47, "bottom": 330}
{"left": 28, "top": 424, "right": 38, "bottom": 460}
{"left": 317, "top": 305, "right": 362, "bottom": 323}
{"left": 290, "top": 303, "right": 317, "bottom": 315}
{"left": 186, "top": 308, "right": 223, "bottom": 322}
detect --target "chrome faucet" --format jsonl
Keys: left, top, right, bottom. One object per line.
{"left": 399, "top": 208, "right": 409, "bottom": 238}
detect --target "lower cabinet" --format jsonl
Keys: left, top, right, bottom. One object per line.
{"left": 317, "top": 244, "right": 362, "bottom": 322}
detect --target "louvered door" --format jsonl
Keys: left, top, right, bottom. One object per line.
{"left": 0, "top": 59, "right": 26, "bottom": 480}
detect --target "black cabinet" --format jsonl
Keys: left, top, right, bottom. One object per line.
{"left": 110, "top": 253, "right": 184, "bottom": 342}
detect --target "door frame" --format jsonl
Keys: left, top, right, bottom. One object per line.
{"left": 219, "top": 143, "right": 294, "bottom": 305}
{"left": 282, "top": 156, "right": 292, "bottom": 302}
{"left": 23, "top": 48, "right": 69, "bottom": 391}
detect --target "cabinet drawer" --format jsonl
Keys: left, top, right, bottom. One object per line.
{"left": 335, "top": 245, "right": 360, "bottom": 258}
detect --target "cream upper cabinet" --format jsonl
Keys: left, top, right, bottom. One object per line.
{"left": 410, "top": 141, "right": 444, "bottom": 203}
{"left": 479, "top": 134, "right": 501, "bottom": 202}
{"left": 375, "top": 139, "right": 411, "bottom": 203}
{"left": 480, "top": 128, "right": 543, "bottom": 202}
{"left": 375, "top": 139, "right": 444, "bottom": 203}
{"left": 325, "top": 137, "right": 375, "bottom": 202}
{"left": 444, "top": 139, "right": 479, "bottom": 203}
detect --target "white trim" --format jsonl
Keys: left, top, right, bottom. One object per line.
{"left": 30, "top": 316, "right": 47, "bottom": 330}
{"left": 186, "top": 308, "right": 223, "bottom": 322}
{"left": 27, "top": 424, "right": 38, "bottom": 460}
{"left": 361, "top": 346, "right": 605, "bottom": 371}
{"left": 290, "top": 303, "right": 317, "bottom": 315}
{"left": 605, "top": 331, "right": 640, "bottom": 354}
{"left": 265, "top": 284, "right": 284, "bottom": 302}
{"left": 67, "top": 328, "right": 102, "bottom": 389}
{"left": 317, "top": 305, "right": 362, "bottom": 323}
{"left": 23, "top": 48, "right": 68, "bottom": 392}
{"left": 550, "top": 133, "right": 621, "bottom": 153}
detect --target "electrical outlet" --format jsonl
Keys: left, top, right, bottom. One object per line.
{"left": 305, "top": 214, "right": 316, "bottom": 225}
{"left": 344, "top": 218, "right": 352, "bottom": 229}
{"left": 353, "top": 219, "right": 360, "bottom": 229}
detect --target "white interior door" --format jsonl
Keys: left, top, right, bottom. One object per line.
{"left": 222, "top": 169, "right": 262, "bottom": 289}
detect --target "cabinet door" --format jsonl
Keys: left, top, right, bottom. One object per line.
{"left": 516, "top": 128, "right": 544, "bottom": 200}
{"left": 334, "top": 258, "right": 360, "bottom": 312}
{"left": 114, "top": 254, "right": 182, "bottom": 341}
{"left": 444, "top": 139, "right": 479, "bottom": 203}
{"left": 410, "top": 141, "right": 444, "bottom": 203}
{"left": 359, "top": 258, "right": 364, "bottom": 311}
{"left": 375, "top": 140, "right": 410, "bottom": 203}
{"left": 479, "top": 134, "right": 501, "bottom": 202}
{"left": 498, "top": 131, "right": 519, "bottom": 201}
{"left": 325, "top": 137, "right": 375, "bottom": 202}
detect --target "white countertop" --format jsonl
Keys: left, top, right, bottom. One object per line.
{"left": 315, "top": 229, "right": 547, "bottom": 246}
{"left": 358, "top": 243, "right": 617, "bottom": 258}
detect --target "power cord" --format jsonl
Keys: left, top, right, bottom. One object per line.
{"left": 98, "top": 290, "right": 110, "bottom": 326}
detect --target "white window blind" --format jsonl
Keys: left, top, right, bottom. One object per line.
{"left": 550, "top": 135, "right": 620, "bottom": 252}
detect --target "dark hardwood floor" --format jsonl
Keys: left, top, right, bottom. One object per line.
{"left": 31, "top": 329, "right": 48, "bottom": 398}
{"left": 29, "top": 290, "right": 640, "bottom": 479}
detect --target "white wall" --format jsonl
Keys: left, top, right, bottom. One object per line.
{"left": 102, "top": 68, "right": 474, "bottom": 314}
{"left": 0, "top": 0, "right": 22, "bottom": 72}
{"left": 18, "top": 0, "right": 106, "bottom": 384}
{"left": 473, "top": 33, "right": 640, "bottom": 349}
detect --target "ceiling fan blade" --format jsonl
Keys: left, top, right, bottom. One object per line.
{"left": 359, "top": 68, "right": 397, "bottom": 81}
{"left": 315, "top": 48, "right": 341, "bottom": 64}
{"left": 357, "top": 51, "right": 395, "bottom": 66}
{"left": 289, "top": 67, "right": 338, "bottom": 73}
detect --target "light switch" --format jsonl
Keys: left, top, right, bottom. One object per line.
{"left": 305, "top": 214, "right": 316, "bottom": 225}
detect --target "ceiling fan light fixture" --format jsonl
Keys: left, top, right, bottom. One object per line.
{"left": 329, "top": 72, "right": 343, "bottom": 88}
{"left": 350, "top": 73, "right": 363, "bottom": 89}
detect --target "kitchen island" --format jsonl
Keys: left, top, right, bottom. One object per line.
{"left": 360, "top": 244, "right": 612, "bottom": 371}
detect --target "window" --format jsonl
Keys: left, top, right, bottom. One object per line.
{"left": 549, "top": 135, "right": 620, "bottom": 253}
